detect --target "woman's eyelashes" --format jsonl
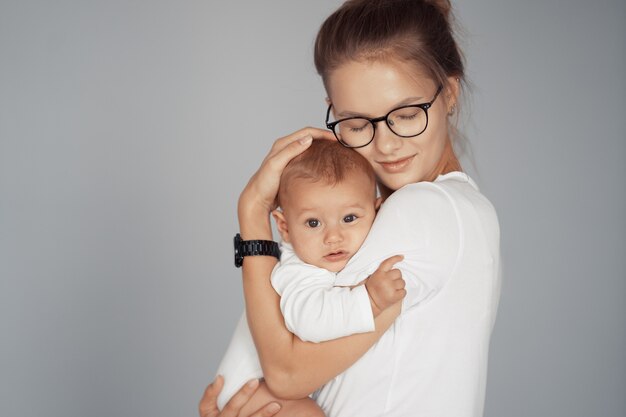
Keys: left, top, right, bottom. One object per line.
{"left": 397, "top": 111, "right": 418, "bottom": 120}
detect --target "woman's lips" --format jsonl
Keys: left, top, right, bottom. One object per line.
{"left": 378, "top": 155, "right": 415, "bottom": 173}
{"left": 324, "top": 251, "right": 349, "bottom": 262}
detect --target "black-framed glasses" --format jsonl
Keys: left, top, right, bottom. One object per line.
{"left": 325, "top": 85, "right": 443, "bottom": 148}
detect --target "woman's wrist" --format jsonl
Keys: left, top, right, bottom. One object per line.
{"left": 238, "top": 193, "right": 274, "bottom": 241}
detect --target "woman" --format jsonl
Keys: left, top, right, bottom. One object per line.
{"left": 201, "top": 0, "right": 500, "bottom": 416}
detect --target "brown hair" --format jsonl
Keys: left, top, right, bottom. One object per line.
{"left": 314, "top": 0, "right": 464, "bottom": 89}
{"left": 277, "top": 140, "right": 376, "bottom": 207}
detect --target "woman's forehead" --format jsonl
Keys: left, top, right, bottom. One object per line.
{"left": 327, "top": 59, "right": 436, "bottom": 116}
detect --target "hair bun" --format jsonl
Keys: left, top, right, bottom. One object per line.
{"left": 424, "top": 0, "right": 452, "bottom": 19}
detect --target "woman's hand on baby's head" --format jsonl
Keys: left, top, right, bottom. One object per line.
{"left": 365, "top": 255, "right": 406, "bottom": 317}
{"left": 238, "top": 127, "right": 335, "bottom": 214}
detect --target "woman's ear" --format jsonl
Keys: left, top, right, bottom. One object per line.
{"left": 445, "top": 76, "right": 461, "bottom": 114}
{"left": 271, "top": 209, "right": 290, "bottom": 243}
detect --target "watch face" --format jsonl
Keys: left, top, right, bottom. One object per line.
{"left": 234, "top": 233, "right": 243, "bottom": 267}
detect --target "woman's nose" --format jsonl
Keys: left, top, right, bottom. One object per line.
{"left": 373, "top": 122, "right": 403, "bottom": 155}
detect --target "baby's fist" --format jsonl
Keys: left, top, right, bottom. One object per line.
{"left": 365, "top": 255, "right": 406, "bottom": 317}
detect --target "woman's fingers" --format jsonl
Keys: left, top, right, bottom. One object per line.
{"left": 220, "top": 379, "right": 262, "bottom": 417}
{"left": 198, "top": 377, "right": 282, "bottom": 417}
{"left": 248, "top": 402, "right": 282, "bottom": 417}
{"left": 199, "top": 375, "right": 224, "bottom": 417}
{"left": 268, "top": 135, "right": 313, "bottom": 170}
{"left": 243, "top": 136, "right": 313, "bottom": 211}
{"left": 270, "top": 127, "right": 335, "bottom": 156}
{"left": 240, "top": 127, "right": 336, "bottom": 212}
{"left": 266, "top": 126, "right": 336, "bottom": 169}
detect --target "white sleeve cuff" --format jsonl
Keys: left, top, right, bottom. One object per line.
{"left": 349, "top": 284, "right": 376, "bottom": 333}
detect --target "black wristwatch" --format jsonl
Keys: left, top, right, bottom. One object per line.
{"left": 233, "top": 233, "right": 281, "bottom": 268}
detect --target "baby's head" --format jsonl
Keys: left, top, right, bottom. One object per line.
{"left": 273, "top": 140, "right": 380, "bottom": 272}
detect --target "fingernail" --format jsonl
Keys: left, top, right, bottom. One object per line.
{"left": 298, "top": 135, "right": 313, "bottom": 145}
{"left": 267, "top": 402, "right": 281, "bottom": 412}
{"left": 247, "top": 379, "right": 259, "bottom": 388}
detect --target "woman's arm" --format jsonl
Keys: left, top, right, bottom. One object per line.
{"left": 238, "top": 128, "right": 402, "bottom": 399}
{"left": 336, "top": 183, "right": 462, "bottom": 313}
{"left": 240, "top": 206, "right": 399, "bottom": 399}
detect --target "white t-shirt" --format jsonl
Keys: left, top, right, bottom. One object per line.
{"left": 311, "top": 172, "right": 501, "bottom": 417}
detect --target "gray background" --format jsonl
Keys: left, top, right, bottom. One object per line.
{"left": 1, "top": 0, "right": 624, "bottom": 416}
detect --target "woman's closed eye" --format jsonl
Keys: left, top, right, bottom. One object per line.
{"left": 343, "top": 119, "right": 369, "bottom": 133}
{"left": 349, "top": 125, "right": 368, "bottom": 133}
{"left": 397, "top": 112, "right": 418, "bottom": 120}
{"left": 394, "top": 108, "right": 420, "bottom": 121}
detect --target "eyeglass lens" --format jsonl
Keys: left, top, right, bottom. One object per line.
{"left": 335, "top": 106, "right": 428, "bottom": 147}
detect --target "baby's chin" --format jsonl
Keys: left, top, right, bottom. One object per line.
{"left": 318, "top": 258, "right": 350, "bottom": 273}
{"left": 325, "top": 263, "right": 346, "bottom": 273}
{"left": 303, "top": 253, "right": 351, "bottom": 273}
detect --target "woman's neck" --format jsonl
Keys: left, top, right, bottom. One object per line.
{"left": 426, "top": 139, "right": 461, "bottom": 182}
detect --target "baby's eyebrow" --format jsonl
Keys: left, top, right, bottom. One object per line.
{"left": 296, "top": 207, "right": 319, "bottom": 213}
{"left": 343, "top": 204, "right": 368, "bottom": 211}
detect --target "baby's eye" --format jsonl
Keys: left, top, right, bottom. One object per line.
{"left": 306, "top": 219, "right": 321, "bottom": 228}
{"left": 343, "top": 214, "right": 358, "bottom": 223}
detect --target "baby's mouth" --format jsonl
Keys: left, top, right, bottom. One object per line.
{"left": 324, "top": 250, "right": 348, "bottom": 262}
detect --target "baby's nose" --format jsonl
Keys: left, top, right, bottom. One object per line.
{"left": 324, "top": 226, "right": 343, "bottom": 245}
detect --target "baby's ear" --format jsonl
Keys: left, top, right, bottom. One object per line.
{"left": 375, "top": 197, "right": 383, "bottom": 211}
{"left": 271, "top": 209, "right": 290, "bottom": 243}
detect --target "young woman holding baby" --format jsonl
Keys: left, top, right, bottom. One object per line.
{"left": 200, "top": 1, "right": 501, "bottom": 416}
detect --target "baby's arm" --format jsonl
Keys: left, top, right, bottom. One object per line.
{"left": 272, "top": 259, "right": 375, "bottom": 343}
{"left": 272, "top": 247, "right": 407, "bottom": 343}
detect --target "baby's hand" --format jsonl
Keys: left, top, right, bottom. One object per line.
{"left": 365, "top": 255, "right": 406, "bottom": 317}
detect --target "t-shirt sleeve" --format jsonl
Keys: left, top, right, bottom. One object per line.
{"left": 271, "top": 257, "right": 375, "bottom": 343}
{"left": 336, "top": 183, "right": 461, "bottom": 312}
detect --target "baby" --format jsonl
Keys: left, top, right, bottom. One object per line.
{"left": 216, "top": 140, "right": 402, "bottom": 413}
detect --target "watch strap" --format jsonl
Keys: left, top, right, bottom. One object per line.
{"left": 234, "top": 233, "right": 280, "bottom": 268}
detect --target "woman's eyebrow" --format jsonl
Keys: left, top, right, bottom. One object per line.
{"left": 336, "top": 96, "right": 425, "bottom": 118}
